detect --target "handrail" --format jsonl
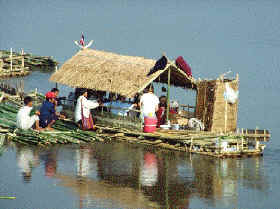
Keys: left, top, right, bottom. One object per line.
{"left": 180, "top": 104, "right": 195, "bottom": 109}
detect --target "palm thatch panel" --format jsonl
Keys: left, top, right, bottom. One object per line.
{"left": 50, "top": 49, "right": 195, "bottom": 98}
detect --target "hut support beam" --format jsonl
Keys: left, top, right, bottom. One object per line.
{"left": 225, "top": 100, "right": 228, "bottom": 133}
{"left": 166, "top": 68, "right": 171, "bottom": 122}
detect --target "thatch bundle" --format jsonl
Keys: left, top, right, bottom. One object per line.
{"left": 50, "top": 49, "right": 195, "bottom": 98}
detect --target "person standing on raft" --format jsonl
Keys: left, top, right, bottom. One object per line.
{"left": 75, "top": 88, "right": 100, "bottom": 130}
{"left": 140, "top": 85, "right": 159, "bottom": 121}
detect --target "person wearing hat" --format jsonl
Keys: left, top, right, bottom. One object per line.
{"left": 39, "top": 91, "right": 59, "bottom": 130}
{"left": 75, "top": 88, "right": 100, "bottom": 130}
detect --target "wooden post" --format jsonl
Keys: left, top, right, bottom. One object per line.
{"left": 10, "top": 48, "right": 13, "bottom": 72}
{"left": 55, "top": 65, "right": 58, "bottom": 89}
{"left": 166, "top": 68, "right": 171, "bottom": 122}
{"left": 255, "top": 140, "right": 260, "bottom": 150}
{"left": 202, "top": 84, "right": 207, "bottom": 123}
{"left": 0, "top": 59, "right": 3, "bottom": 72}
{"left": 225, "top": 100, "right": 228, "bottom": 133}
{"left": 35, "top": 88, "right": 38, "bottom": 104}
{"left": 255, "top": 126, "right": 258, "bottom": 135}
{"left": 21, "top": 49, "right": 24, "bottom": 70}
{"left": 241, "top": 136, "right": 244, "bottom": 151}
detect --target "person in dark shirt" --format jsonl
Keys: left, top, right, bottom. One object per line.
{"left": 51, "top": 88, "right": 67, "bottom": 118}
{"left": 39, "top": 92, "right": 58, "bottom": 130}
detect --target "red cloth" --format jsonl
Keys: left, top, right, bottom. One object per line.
{"left": 170, "top": 108, "right": 178, "bottom": 114}
{"left": 45, "top": 92, "right": 56, "bottom": 99}
{"left": 175, "top": 56, "right": 192, "bottom": 77}
{"left": 81, "top": 100, "right": 95, "bottom": 130}
{"left": 79, "top": 34, "right": 85, "bottom": 46}
{"left": 156, "top": 107, "right": 166, "bottom": 127}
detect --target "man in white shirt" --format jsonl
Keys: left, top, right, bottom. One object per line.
{"left": 16, "top": 96, "right": 41, "bottom": 130}
{"left": 140, "top": 85, "right": 159, "bottom": 119}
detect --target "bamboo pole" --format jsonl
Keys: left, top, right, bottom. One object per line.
{"left": 166, "top": 67, "right": 171, "bottom": 122}
{"left": 21, "top": 49, "right": 24, "bottom": 70}
{"left": 225, "top": 100, "right": 228, "bottom": 133}
{"left": 10, "top": 48, "right": 13, "bottom": 72}
{"left": 55, "top": 65, "right": 58, "bottom": 89}
{"left": 0, "top": 59, "right": 3, "bottom": 71}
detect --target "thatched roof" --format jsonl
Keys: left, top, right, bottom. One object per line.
{"left": 50, "top": 49, "right": 195, "bottom": 98}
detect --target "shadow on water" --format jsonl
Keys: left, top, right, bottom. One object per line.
{"left": 9, "top": 140, "right": 269, "bottom": 209}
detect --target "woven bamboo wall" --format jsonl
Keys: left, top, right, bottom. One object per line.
{"left": 195, "top": 80, "right": 216, "bottom": 130}
{"left": 195, "top": 76, "right": 239, "bottom": 132}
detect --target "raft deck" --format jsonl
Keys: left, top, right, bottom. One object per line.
{"left": 0, "top": 93, "right": 271, "bottom": 158}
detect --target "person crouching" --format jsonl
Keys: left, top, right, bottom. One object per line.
{"left": 39, "top": 92, "right": 59, "bottom": 131}
{"left": 16, "top": 96, "right": 42, "bottom": 131}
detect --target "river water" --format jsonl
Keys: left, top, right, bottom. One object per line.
{"left": 0, "top": 0, "right": 280, "bottom": 208}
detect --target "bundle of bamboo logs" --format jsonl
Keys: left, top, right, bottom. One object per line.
{"left": 0, "top": 101, "right": 109, "bottom": 146}
{"left": 0, "top": 49, "right": 58, "bottom": 74}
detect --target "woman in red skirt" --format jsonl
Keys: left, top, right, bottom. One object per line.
{"left": 74, "top": 89, "right": 100, "bottom": 130}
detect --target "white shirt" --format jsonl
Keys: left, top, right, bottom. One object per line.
{"left": 75, "top": 95, "right": 99, "bottom": 122}
{"left": 16, "top": 106, "right": 39, "bottom": 130}
{"left": 104, "top": 101, "right": 134, "bottom": 116}
{"left": 140, "top": 93, "right": 159, "bottom": 116}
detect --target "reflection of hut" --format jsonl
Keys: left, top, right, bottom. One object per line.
{"left": 54, "top": 174, "right": 158, "bottom": 209}
{"left": 50, "top": 48, "right": 238, "bottom": 132}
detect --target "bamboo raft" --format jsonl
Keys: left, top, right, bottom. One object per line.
{"left": 0, "top": 92, "right": 270, "bottom": 158}
{"left": 0, "top": 49, "right": 58, "bottom": 78}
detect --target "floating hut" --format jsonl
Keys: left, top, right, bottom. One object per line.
{"left": 50, "top": 48, "right": 238, "bottom": 133}
{"left": 48, "top": 48, "right": 270, "bottom": 157}
{"left": 0, "top": 48, "right": 270, "bottom": 158}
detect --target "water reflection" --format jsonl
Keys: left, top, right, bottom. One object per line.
{"left": 140, "top": 153, "right": 158, "bottom": 187}
{"left": 76, "top": 146, "right": 91, "bottom": 177}
{"left": 42, "top": 148, "right": 58, "bottom": 177}
{"left": 13, "top": 142, "right": 269, "bottom": 208}
{"left": 16, "top": 145, "right": 39, "bottom": 183}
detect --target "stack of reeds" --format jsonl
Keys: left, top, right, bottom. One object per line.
{"left": 0, "top": 50, "right": 58, "bottom": 71}
{"left": 0, "top": 101, "right": 107, "bottom": 146}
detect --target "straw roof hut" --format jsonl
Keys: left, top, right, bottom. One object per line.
{"left": 50, "top": 48, "right": 239, "bottom": 133}
{"left": 50, "top": 49, "right": 195, "bottom": 98}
